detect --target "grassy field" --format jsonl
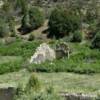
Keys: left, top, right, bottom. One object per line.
{"left": 0, "top": 39, "right": 100, "bottom": 98}
{"left": 35, "top": 72, "right": 100, "bottom": 94}
{"left": 0, "top": 70, "right": 100, "bottom": 95}
{"left": 29, "top": 42, "right": 100, "bottom": 74}
{"left": 0, "top": 69, "right": 30, "bottom": 89}
{"left": 0, "top": 56, "right": 22, "bottom": 64}
{"left": 0, "top": 1, "right": 100, "bottom": 99}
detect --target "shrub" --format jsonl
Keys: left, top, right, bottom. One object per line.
{"left": 28, "top": 33, "right": 35, "bottom": 41}
{"left": 8, "top": 17, "right": 16, "bottom": 37}
{"left": 92, "top": 31, "right": 100, "bottom": 49}
{"left": 16, "top": 83, "right": 25, "bottom": 97}
{"left": 26, "top": 74, "right": 40, "bottom": 91}
{"left": 21, "top": 13, "right": 30, "bottom": 29}
{"left": 0, "top": 18, "right": 9, "bottom": 37}
{"left": 17, "top": 0, "right": 28, "bottom": 15}
{"left": 85, "top": 9, "right": 97, "bottom": 24}
{"left": 48, "top": 7, "right": 81, "bottom": 38}
{"left": 29, "top": 7, "right": 45, "bottom": 29}
{"left": 71, "top": 30, "right": 83, "bottom": 42}
{"left": 21, "top": 7, "right": 45, "bottom": 34}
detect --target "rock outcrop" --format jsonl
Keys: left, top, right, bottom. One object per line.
{"left": 30, "top": 43, "right": 56, "bottom": 64}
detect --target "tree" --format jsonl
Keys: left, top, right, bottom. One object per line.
{"left": 16, "top": 0, "right": 28, "bottom": 15}
{"left": 29, "top": 7, "right": 45, "bottom": 30}
{"left": 1, "top": 0, "right": 16, "bottom": 37}
{"left": 48, "top": 7, "right": 81, "bottom": 38}
{"left": 20, "top": 7, "right": 45, "bottom": 34}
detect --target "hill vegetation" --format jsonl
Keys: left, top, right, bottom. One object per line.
{"left": 0, "top": 0, "right": 100, "bottom": 100}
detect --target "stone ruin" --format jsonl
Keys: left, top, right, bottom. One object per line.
{"left": 60, "top": 92, "right": 97, "bottom": 100}
{"left": 55, "top": 42, "right": 70, "bottom": 59}
{"left": 0, "top": 84, "right": 16, "bottom": 100}
{"left": 30, "top": 43, "right": 56, "bottom": 64}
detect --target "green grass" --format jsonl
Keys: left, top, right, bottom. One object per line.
{"left": 0, "top": 39, "right": 100, "bottom": 74}
{"left": 28, "top": 43, "right": 100, "bottom": 74}
{"left": 0, "top": 39, "right": 41, "bottom": 59}
{"left": 0, "top": 39, "right": 41, "bottom": 74}
{"left": 0, "top": 70, "right": 100, "bottom": 95}
{"left": 0, "top": 58, "right": 24, "bottom": 74}
{"left": 0, "top": 55, "right": 24, "bottom": 74}
{"left": 35, "top": 72, "right": 100, "bottom": 94}
{"left": 0, "top": 69, "right": 30, "bottom": 88}
{"left": 0, "top": 56, "right": 22, "bottom": 64}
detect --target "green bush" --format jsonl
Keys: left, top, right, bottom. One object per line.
{"left": 48, "top": 7, "right": 81, "bottom": 38}
{"left": 85, "top": 10, "right": 97, "bottom": 24}
{"left": 29, "top": 7, "right": 45, "bottom": 30}
{"left": 9, "top": 17, "right": 16, "bottom": 37}
{"left": 92, "top": 31, "right": 100, "bottom": 49}
{"left": 86, "top": 24, "right": 97, "bottom": 39}
{"left": 21, "top": 7, "right": 45, "bottom": 33}
{"left": 17, "top": 0, "right": 28, "bottom": 15}
{"left": 0, "top": 18, "right": 9, "bottom": 37}
{"left": 71, "top": 30, "right": 83, "bottom": 42}
{"left": 21, "top": 13, "right": 30, "bottom": 31}
{"left": 26, "top": 74, "right": 40, "bottom": 91}
{"left": 28, "top": 33, "right": 35, "bottom": 41}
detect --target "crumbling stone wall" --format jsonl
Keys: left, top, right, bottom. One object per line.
{"left": 60, "top": 93, "right": 97, "bottom": 100}
{"left": 0, "top": 87, "right": 16, "bottom": 100}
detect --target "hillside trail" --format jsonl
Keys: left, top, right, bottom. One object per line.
{"left": 32, "top": 20, "right": 48, "bottom": 38}
{"left": 15, "top": 20, "right": 49, "bottom": 41}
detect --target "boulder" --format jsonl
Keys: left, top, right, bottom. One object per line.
{"left": 30, "top": 43, "right": 56, "bottom": 64}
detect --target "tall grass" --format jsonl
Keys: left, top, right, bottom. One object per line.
{"left": 0, "top": 59, "right": 24, "bottom": 74}
{"left": 0, "top": 40, "right": 41, "bottom": 59}
{"left": 28, "top": 43, "right": 100, "bottom": 74}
